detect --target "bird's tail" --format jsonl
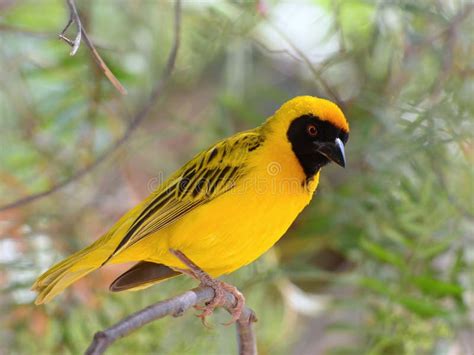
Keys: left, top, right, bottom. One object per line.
{"left": 32, "top": 196, "right": 158, "bottom": 305}
{"left": 32, "top": 238, "right": 111, "bottom": 305}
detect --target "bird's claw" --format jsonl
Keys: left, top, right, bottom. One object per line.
{"left": 194, "top": 279, "right": 245, "bottom": 326}
{"left": 169, "top": 249, "right": 246, "bottom": 326}
{"left": 220, "top": 283, "right": 245, "bottom": 326}
{"left": 194, "top": 279, "right": 226, "bottom": 325}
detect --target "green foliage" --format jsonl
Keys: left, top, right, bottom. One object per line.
{"left": 1, "top": 0, "right": 472, "bottom": 354}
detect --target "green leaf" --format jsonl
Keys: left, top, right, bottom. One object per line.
{"left": 340, "top": 1, "right": 376, "bottom": 43}
{"left": 411, "top": 276, "right": 464, "bottom": 298}
{"left": 419, "top": 237, "right": 455, "bottom": 259}
{"left": 382, "top": 226, "right": 413, "bottom": 247}
{"left": 396, "top": 296, "right": 447, "bottom": 318}
{"left": 360, "top": 239, "right": 405, "bottom": 269}
{"left": 359, "top": 277, "right": 393, "bottom": 296}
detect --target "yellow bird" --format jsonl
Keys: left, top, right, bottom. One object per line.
{"left": 33, "top": 96, "right": 349, "bottom": 320}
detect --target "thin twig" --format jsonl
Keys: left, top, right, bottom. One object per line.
{"left": 388, "top": 3, "right": 474, "bottom": 99}
{"left": 85, "top": 287, "right": 258, "bottom": 355}
{"left": 81, "top": 29, "right": 127, "bottom": 95}
{"left": 59, "top": 0, "right": 127, "bottom": 94}
{"left": 263, "top": 20, "right": 342, "bottom": 106}
{"left": 0, "top": 1, "right": 182, "bottom": 212}
{"left": 430, "top": 156, "right": 474, "bottom": 220}
{"left": 0, "top": 24, "right": 122, "bottom": 52}
{"left": 60, "top": 0, "right": 82, "bottom": 55}
{"left": 425, "top": 3, "right": 474, "bottom": 102}
{"left": 0, "top": 24, "right": 53, "bottom": 38}
{"left": 252, "top": 38, "right": 304, "bottom": 63}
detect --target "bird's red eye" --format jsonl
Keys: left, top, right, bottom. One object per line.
{"left": 306, "top": 124, "right": 318, "bottom": 137}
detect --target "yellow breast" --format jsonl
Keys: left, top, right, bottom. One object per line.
{"left": 141, "top": 139, "right": 319, "bottom": 276}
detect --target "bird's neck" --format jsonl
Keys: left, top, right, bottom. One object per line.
{"left": 293, "top": 152, "right": 329, "bottom": 181}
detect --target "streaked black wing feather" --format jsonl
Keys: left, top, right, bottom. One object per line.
{"left": 105, "top": 131, "right": 263, "bottom": 261}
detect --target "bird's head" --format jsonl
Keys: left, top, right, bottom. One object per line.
{"left": 264, "top": 96, "right": 349, "bottom": 178}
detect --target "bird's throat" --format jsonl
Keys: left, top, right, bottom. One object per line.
{"left": 293, "top": 152, "right": 328, "bottom": 180}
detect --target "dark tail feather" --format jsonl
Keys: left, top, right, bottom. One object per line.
{"left": 110, "top": 261, "right": 181, "bottom": 292}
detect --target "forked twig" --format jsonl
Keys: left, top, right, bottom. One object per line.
{"left": 59, "top": 0, "right": 127, "bottom": 95}
{"left": 270, "top": 22, "right": 341, "bottom": 105}
{"left": 0, "top": 1, "right": 181, "bottom": 212}
{"left": 59, "top": 0, "right": 82, "bottom": 55}
{"left": 85, "top": 287, "right": 258, "bottom": 355}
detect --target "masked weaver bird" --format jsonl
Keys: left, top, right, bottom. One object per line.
{"left": 33, "top": 96, "right": 349, "bottom": 321}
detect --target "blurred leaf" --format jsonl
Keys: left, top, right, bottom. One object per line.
{"left": 410, "top": 275, "right": 464, "bottom": 298}
{"left": 359, "top": 239, "right": 405, "bottom": 269}
{"left": 396, "top": 296, "right": 447, "bottom": 319}
{"left": 359, "top": 277, "right": 393, "bottom": 297}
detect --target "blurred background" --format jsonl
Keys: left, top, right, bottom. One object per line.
{"left": 1, "top": 0, "right": 473, "bottom": 354}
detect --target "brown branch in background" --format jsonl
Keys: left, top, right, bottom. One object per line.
{"left": 262, "top": 20, "right": 342, "bottom": 107}
{"left": 59, "top": 0, "right": 82, "bottom": 55}
{"left": 430, "top": 158, "right": 474, "bottom": 220}
{"left": 388, "top": 3, "right": 474, "bottom": 100}
{"left": 252, "top": 38, "right": 304, "bottom": 63}
{"left": 0, "top": 0, "right": 182, "bottom": 213}
{"left": 425, "top": 3, "right": 474, "bottom": 102}
{"left": 0, "top": 24, "right": 123, "bottom": 53}
{"left": 0, "top": 24, "right": 53, "bottom": 38}
{"left": 254, "top": 4, "right": 341, "bottom": 104}
{"left": 85, "top": 287, "right": 258, "bottom": 355}
{"left": 59, "top": 0, "right": 127, "bottom": 95}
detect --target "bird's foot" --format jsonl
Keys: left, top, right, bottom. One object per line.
{"left": 194, "top": 278, "right": 245, "bottom": 326}
{"left": 219, "top": 281, "right": 245, "bottom": 325}
{"left": 169, "top": 249, "right": 245, "bottom": 326}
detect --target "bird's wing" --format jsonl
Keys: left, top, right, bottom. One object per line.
{"left": 106, "top": 130, "right": 263, "bottom": 261}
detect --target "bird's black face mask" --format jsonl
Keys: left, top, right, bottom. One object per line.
{"left": 287, "top": 114, "right": 349, "bottom": 179}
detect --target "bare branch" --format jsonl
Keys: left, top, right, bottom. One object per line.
{"left": 252, "top": 38, "right": 304, "bottom": 63}
{"left": 60, "top": 0, "right": 82, "bottom": 55}
{"left": 59, "top": 0, "right": 126, "bottom": 94}
{"left": 81, "top": 29, "right": 127, "bottom": 95}
{"left": 263, "top": 20, "right": 342, "bottom": 107}
{"left": 85, "top": 287, "right": 258, "bottom": 355}
{"left": 0, "top": 24, "right": 53, "bottom": 38}
{"left": 0, "top": 0, "right": 182, "bottom": 213}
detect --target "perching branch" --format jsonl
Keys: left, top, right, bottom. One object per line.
{"left": 85, "top": 287, "right": 258, "bottom": 355}
{"left": 0, "top": 0, "right": 182, "bottom": 213}
{"left": 59, "top": 0, "right": 126, "bottom": 95}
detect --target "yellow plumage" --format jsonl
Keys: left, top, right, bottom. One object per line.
{"left": 33, "top": 96, "right": 349, "bottom": 304}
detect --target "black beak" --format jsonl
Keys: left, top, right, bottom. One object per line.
{"left": 314, "top": 137, "right": 346, "bottom": 168}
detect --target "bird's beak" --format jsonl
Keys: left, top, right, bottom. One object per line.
{"left": 314, "top": 137, "right": 346, "bottom": 168}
